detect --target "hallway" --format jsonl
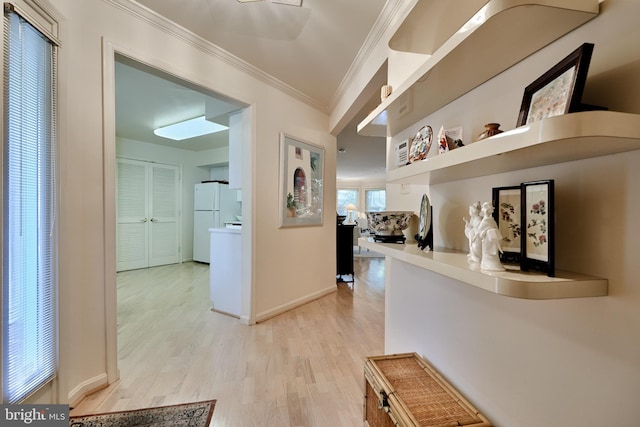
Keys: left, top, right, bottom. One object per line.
{"left": 71, "top": 257, "right": 385, "bottom": 426}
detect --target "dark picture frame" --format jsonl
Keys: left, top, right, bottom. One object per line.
{"left": 279, "top": 132, "right": 324, "bottom": 228}
{"left": 517, "top": 43, "right": 598, "bottom": 127}
{"left": 520, "top": 180, "right": 555, "bottom": 277}
{"left": 492, "top": 186, "right": 521, "bottom": 264}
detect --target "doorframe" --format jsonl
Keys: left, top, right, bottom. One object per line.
{"left": 101, "top": 38, "right": 256, "bottom": 385}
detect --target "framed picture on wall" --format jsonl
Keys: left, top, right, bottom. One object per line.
{"left": 492, "top": 186, "right": 521, "bottom": 264}
{"left": 279, "top": 132, "right": 325, "bottom": 227}
{"left": 520, "top": 180, "right": 555, "bottom": 277}
{"left": 517, "top": 43, "right": 597, "bottom": 127}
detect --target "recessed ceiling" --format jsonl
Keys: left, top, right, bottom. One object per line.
{"left": 115, "top": 55, "right": 244, "bottom": 151}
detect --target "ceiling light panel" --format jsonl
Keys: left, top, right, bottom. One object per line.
{"left": 154, "top": 116, "right": 228, "bottom": 141}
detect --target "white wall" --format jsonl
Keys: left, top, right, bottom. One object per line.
{"left": 52, "top": 0, "right": 336, "bottom": 405}
{"left": 371, "top": 1, "right": 640, "bottom": 426}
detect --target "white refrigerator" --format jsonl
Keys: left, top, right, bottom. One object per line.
{"left": 193, "top": 182, "right": 240, "bottom": 263}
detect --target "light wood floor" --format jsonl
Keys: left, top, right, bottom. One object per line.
{"left": 70, "top": 257, "right": 385, "bottom": 426}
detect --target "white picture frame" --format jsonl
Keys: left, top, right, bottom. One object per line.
{"left": 279, "top": 132, "right": 324, "bottom": 227}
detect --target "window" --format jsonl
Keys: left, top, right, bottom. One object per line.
{"left": 2, "top": 4, "right": 58, "bottom": 404}
{"left": 337, "top": 189, "right": 358, "bottom": 216}
{"left": 365, "top": 189, "right": 386, "bottom": 212}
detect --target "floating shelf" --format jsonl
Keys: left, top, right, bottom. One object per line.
{"left": 359, "top": 238, "right": 608, "bottom": 300}
{"left": 358, "top": 0, "right": 599, "bottom": 137}
{"left": 386, "top": 111, "right": 640, "bottom": 185}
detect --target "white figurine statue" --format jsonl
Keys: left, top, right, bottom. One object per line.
{"left": 477, "top": 202, "right": 505, "bottom": 271}
{"left": 463, "top": 202, "right": 482, "bottom": 263}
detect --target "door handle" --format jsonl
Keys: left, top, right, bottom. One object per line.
{"left": 141, "top": 218, "right": 148, "bottom": 222}
{"left": 150, "top": 218, "right": 158, "bottom": 222}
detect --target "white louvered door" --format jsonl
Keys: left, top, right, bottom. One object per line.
{"left": 149, "top": 164, "right": 180, "bottom": 267}
{"left": 117, "top": 159, "right": 180, "bottom": 271}
{"left": 117, "top": 159, "right": 149, "bottom": 271}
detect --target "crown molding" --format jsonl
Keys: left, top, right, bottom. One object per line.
{"left": 329, "top": 0, "right": 416, "bottom": 114}
{"left": 102, "top": 0, "right": 326, "bottom": 112}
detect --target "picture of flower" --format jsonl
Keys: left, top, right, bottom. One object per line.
{"left": 524, "top": 183, "right": 551, "bottom": 262}
{"left": 499, "top": 202, "right": 521, "bottom": 243}
{"left": 527, "top": 217, "right": 547, "bottom": 247}
{"left": 492, "top": 186, "right": 521, "bottom": 262}
{"left": 530, "top": 200, "right": 546, "bottom": 216}
{"left": 521, "top": 180, "right": 554, "bottom": 276}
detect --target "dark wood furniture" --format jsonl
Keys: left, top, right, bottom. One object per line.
{"left": 336, "top": 223, "right": 354, "bottom": 286}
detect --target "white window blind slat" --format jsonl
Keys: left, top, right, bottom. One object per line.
{"left": 3, "top": 9, "right": 57, "bottom": 404}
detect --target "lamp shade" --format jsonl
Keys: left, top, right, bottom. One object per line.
{"left": 344, "top": 203, "right": 357, "bottom": 224}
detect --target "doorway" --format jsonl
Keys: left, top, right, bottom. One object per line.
{"left": 103, "top": 43, "right": 253, "bottom": 385}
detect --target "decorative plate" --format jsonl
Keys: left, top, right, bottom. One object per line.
{"left": 418, "top": 193, "right": 431, "bottom": 241}
{"left": 409, "top": 125, "right": 433, "bottom": 163}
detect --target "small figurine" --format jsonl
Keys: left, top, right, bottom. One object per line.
{"left": 463, "top": 202, "right": 482, "bottom": 263}
{"left": 477, "top": 202, "right": 505, "bottom": 271}
{"left": 437, "top": 126, "right": 449, "bottom": 154}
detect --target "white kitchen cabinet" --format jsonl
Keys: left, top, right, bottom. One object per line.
{"left": 209, "top": 227, "right": 242, "bottom": 317}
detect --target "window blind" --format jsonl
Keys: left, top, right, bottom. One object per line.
{"left": 337, "top": 189, "right": 358, "bottom": 216}
{"left": 365, "top": 189, "right": 386, "bottom": 213}
{"left": 3, "top": 7, "right": 57, "bottom": 404}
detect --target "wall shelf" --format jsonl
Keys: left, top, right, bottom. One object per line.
{"left": 358, "top": 0, "right": 599, "bottom": 137}
{"left": 359, "top": 238, "right": 608, "bottom": 300}
{"left": 387, "top": 111, "right": 640, "bottom": 184}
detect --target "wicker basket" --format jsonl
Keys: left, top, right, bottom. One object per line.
{"left": 364, "top": 353, "right": 492, "bottom": 427}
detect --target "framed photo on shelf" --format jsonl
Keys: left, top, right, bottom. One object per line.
{"left": 520, "top": 180, "right": 555, "bottom": 276}
{"left": 517, "top": 43, "right": 595, "bottom": 127}
{"left": 492, "top": 186, "right": 521, "bottom": 264}
{"left": 279, "top": 132, "right": 324, "bottom": 227}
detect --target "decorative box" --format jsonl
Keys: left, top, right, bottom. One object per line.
{"left": 364, "top": 353, "right": 492, "bottom": 427}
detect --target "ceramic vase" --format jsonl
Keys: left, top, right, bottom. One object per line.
{"left": 477, "top": 123, "right": 503, "bottom": 140}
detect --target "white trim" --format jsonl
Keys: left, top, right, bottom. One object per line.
{"left": 101, "top": 39, "right": 119, "bottom": 386}
{"left": 101, "top": 36, "right": 258, "bottom": 383}
{"left": 5, "top": 0, "right": 61, "bottom": 45}
{"left": 102, "top": 0, "right": 325, "bottom": 112}
{"left": 255, "top": 286, "right": 337, "bottom": 323}
{"left": 67, "top": 373, "right": 108, "bottom": 409}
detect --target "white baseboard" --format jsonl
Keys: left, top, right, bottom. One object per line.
{"left": 255, "top": 285, "right": 337, "bottom": 323}
{"left": 68, "top": 373, "right": 109, "bottom": 408}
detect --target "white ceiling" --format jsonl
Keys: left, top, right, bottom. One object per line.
{"left": 115, "top": 0, "right": 388, "bottom": 180}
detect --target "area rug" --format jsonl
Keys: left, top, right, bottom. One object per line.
{"left": 69, "top": 400, "right": 215, "bottom": 427}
